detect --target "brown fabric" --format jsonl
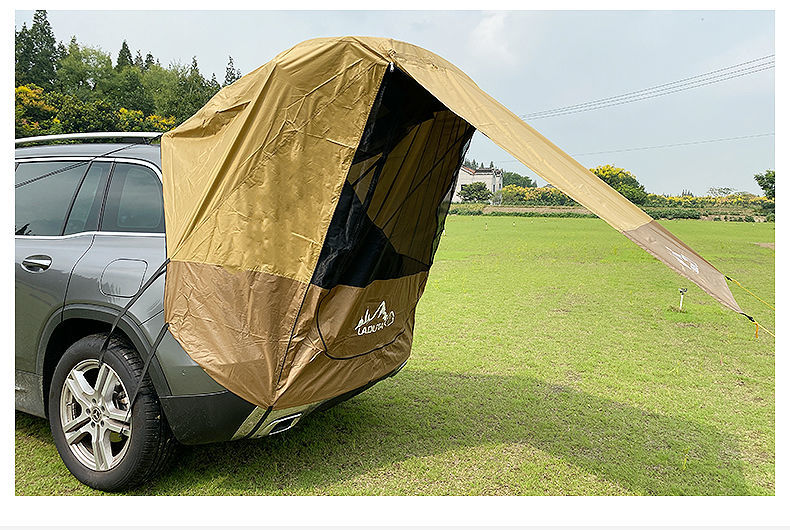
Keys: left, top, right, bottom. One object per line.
{"left": 162, "top": 41, "right": 389, "bottom": 280}
{"left": 623, "top": 220, "right": 741, "bottom": 313}
{"left": 164, "top": 260, "right": 309, "bottom": 407}
{"left": 165, "top": 259, "right": 424, "bottom": 409}
{"left": 307, "top": 272, "right": 428, "bottom": 360}
{"left": 274, "top": 274, "right": 426, "bottom": 409}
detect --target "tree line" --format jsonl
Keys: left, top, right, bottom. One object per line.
{"left": 458, "top": 163, "right": 775, "bottom": 208}
{"left": 15, "top": 10, "right": 241, "bottom": 138}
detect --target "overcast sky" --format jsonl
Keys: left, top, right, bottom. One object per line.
{"left": 15, "top": 10, "right": 775, "bottom": 195}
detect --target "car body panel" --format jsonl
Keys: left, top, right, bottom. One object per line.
{"left": 15, "top": 233, "right": 95, "bottom": 372}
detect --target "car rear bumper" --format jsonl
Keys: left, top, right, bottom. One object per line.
{"left": 160, "top": 359, "right": 407, "bottom": 445}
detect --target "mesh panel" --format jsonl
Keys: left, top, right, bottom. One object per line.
{"left": 312, "top": 68, "right": 474, "bottom": 290}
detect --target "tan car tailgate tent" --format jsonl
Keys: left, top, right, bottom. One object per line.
{"left": 160, "top": 36, "right": 741, "bottom": 411}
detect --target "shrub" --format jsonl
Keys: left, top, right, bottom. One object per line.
{"left": 617, "top": 183, "right": 648, "bottom": 205}
{"left": 589, "top": 165, "right": 648, "bottom": 205}
{"left": 457, "top": 182, "right": 493, "bottom": 203}
{"left": 500, "top": 185, "right": 578, "bottom": 206}
{"left": 644, "top": 193, "right": 771, "bottom": 209}
{"left": 486, "top": 210, "right": 596, "bottom": 219}
{"left": 448, "top": 204, "right": 484, "bottom": 215}
{"left": 643, "top": 208, "right": 701, "bottom": 220}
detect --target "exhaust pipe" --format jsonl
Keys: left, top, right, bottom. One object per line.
{"left": 266, "top": 413, "right": 302, "bottom": 436}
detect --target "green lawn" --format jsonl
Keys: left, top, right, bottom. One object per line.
{"left": 15, "top": 217, "right": 775, "bottom": 495}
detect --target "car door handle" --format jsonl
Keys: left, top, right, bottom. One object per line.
{"left": 21, "top": 255, "right": 52, "bottom": 273}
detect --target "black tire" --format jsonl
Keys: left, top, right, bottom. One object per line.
{"left": 48, "top": 333, "right": 176, "bottom": 491}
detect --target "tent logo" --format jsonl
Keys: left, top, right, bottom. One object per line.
{"left": 355, "top": 301, "right": 396, "bottom": 336}
{"left": 664, "top": 246, "right": 700, "bottom": 274}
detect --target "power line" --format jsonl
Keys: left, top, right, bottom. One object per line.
{"left": 570, "top": 132, "right": 774, "bottom": 156}
{"left": 520, "top": 54, "right": 774, "bottom": 120}
{"left": 490, "top": 132, "right": 774, "bottom": 164}
{"left": 522, "top": 54, "right": 774, "bottom": 118}
{"left": 526, "top": 65, "right": 774, "bottom": 119}
{"left": 525, "top": 62, "right": 774, "bottom": 119}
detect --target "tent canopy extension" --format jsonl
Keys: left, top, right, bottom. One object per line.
{"left": 161, "top": 36, "right": 741, "bottom": 411}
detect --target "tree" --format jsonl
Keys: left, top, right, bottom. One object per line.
{"left": 56, "top": 38, "right": 114, "bottom": 100}
{"left": 458, "top": 181, "right": 493, "bottom": 203}
{"left": 160, "top": 58, "right": 219, "bottom": 122}
{"left": 143, "top": 53, "right": 155, "bottom": 71}
{"left": 133, "top": 50, "right": 144, "bottom": 70}
{"left": 116, "top": 40, "right": 133, "bottom": 70}
{"left": 502, "top": 170, "right": 535, "bottom": 188}
{"left": 16, "top": 11, "right": 61, "bottom": 89}
{"left": 209, "top": 72, "right": 221, "bottom": 92}
{"left": 224, "top": 56, "right": 242, "bottom": 86}
{"left": 15, "top": 23, "right": 33, "bottom": 86}
{"left": 15, "top": 12, "right": 230, "bottom": 135}
{"left": 754, "top": 169, "right": 775, "bottom": 199}
{"left": 105, "top": 66, "right": 156, "bottom": 115}
{"left": 141, "top": 63, "right": 179, "bottom": 116}
{"left": 590, "top": 164, "right": 647, "bottom": 205}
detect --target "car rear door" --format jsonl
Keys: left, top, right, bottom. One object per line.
{"left": 66, "top": 159, "right": 167, "bottom": 337}
{"left": 14, "top": 159, "right": 112, "bottom": 372}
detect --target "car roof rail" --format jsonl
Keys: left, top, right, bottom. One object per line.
{"left": 15, "top": 132, "right": 163, "bottom": 146}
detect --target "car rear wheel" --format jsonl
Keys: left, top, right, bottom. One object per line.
{"left": 48, "top": 333, "right": 176, "bottom": 491}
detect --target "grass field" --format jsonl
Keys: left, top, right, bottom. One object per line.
{"left": 15, "top": 217, "right": 775, "bottom": 495}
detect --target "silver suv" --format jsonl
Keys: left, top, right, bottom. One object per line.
{"left": 15, "top": 133, "right": 403, "bottom": 491}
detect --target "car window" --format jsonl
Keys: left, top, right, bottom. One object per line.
{"left": 63, "top": 162, "right": 112, "bottom": 235}
{"left": 101, "top": 163, "right": 164, "bottom": 233}
{"left": 15, "top": 161, "right": 90, "bottom": 236}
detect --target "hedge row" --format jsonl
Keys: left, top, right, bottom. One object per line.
{"left": 447, "top": 206, "right": 595, "bottom": 218}
{"left": 485, "top": 210, "right": 597, "bottom": 219}
{"left": 496, "top": 185, "right": 773, "bottom": 211}
{"left": 644, "top": 193, "right": 772, "bottom": 209}
{"left": 447, "top": 205, "right": 770, "bottom": 221}
{"left": 641, "top": 208, "right": 702, "bottom": 220}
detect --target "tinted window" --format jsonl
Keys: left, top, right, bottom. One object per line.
{"left": 64, "top": 162, "right": 112, "bottom": 235}
{"left": 15, "top": 161, "right": 89, "bottom": 236}
{"left": 101, "top": 163, "right": 164, "bottom": 233}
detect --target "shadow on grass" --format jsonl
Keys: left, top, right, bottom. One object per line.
{"left": 16, "top": 369, "right": 749, "bottom": 495}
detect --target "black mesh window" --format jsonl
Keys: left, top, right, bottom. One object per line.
{"left": 312, "top": 67, "right": 474, "bottom": 289}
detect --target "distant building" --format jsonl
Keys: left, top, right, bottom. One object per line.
{"left": 451, "top": 166, "right": 503, "bottom": 203}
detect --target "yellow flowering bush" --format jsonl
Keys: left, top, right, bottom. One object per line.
{"left": 645, "top": 193, "right": 770, "bottom": 208}
{"left": 15, "top": 84, "right": 61, "bottom": 137}
{"left": 117, "top": 108, "right": 175, "bottom": 133}
{"left": 500, "top": 185, "right": 577, "bottom": 206}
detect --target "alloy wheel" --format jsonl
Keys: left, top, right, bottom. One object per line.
{"left": 59, "top": 359, "right": 132, "bottom": 471}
